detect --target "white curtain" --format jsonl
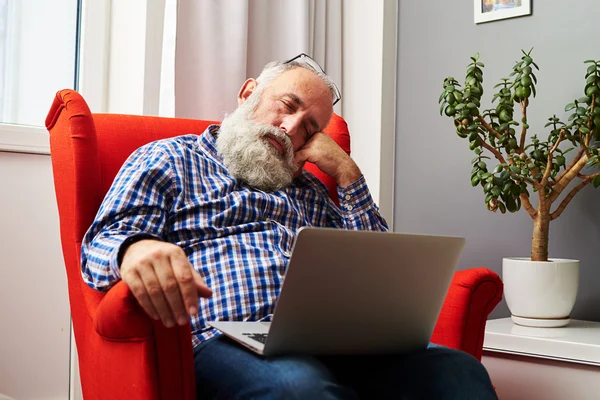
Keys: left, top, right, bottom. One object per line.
{"left": 169, "top": 0, "right": 343, "bottom": 121}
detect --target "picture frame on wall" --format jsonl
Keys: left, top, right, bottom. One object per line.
{"left": 475, "top": 0, "right": 531, "bottom": 24}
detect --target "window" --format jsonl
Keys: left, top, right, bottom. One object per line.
{"left": 0, "top": 0, "right": 78, "bottom": 130}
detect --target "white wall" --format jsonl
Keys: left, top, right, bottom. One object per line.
{"left": 0, "top": 152, "right": 70, "bottom": 400}
{"left": 106, "top": 0, "right": 148, "bottom": 115}
{"left": 342, "top": 0, "right": 396, "bottom": 225}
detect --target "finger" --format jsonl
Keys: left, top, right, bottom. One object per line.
{"left": 153, "top": 257, "right": 189, "bottom": 326}
{"left": 294, "top": 149, "right": 310, "bottom": 164}
{"left": 193, "top": 272, "right": 213, "bottom": 299}
{"left": 170, "top": 252, "right": 204, "bottom": 316}
{"left": 123, "top": 269, "right": 160, "bottom": 321}
{"left": 137, "top": 262, "right": 177, "bottom": 328}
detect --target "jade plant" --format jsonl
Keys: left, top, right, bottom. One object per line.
{"left": 440, "top": 50, "right": 600, "bottom": 262}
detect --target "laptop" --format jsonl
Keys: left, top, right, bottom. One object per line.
{"left": 208, "top": 227, "right": 465, "bottom": 357}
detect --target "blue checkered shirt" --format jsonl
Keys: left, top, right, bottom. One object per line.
{"left": 81, "top": 126, "right": 389, "bottom": 347}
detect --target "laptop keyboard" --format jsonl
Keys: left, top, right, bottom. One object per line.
{"left": 243, "top": 333, "right": 268, "bottom": 344}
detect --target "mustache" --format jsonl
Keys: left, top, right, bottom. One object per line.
{"left": 254, "top": 124, "right": 293, "bottom": 155}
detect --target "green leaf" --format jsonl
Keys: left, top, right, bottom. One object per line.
{"left": 584, "top": 60, "right": 596, "bottom": 64}
{"left": 491, "top": 186, "right": 502, "bottom": 196}
{"left": 510, "top": 165, "right": 521, "bottom": 174}
{"left": 439, "top": 91, "right": 447, "bottom": 103}
{"left": 593, "top": 174, "right": 600, "bottom": 188}
{"left": 506, "top": 197, "right": 518, "bottom": 213}
{"left": 580, "top": 127, "right": 591, "bottom": 134}
{"left": 587, "top": 65, "right": 596, "bottom": 75}
{"left": 531, "top": 73, "right": 538, "bottom": 84}
{"left": 498, "top": 201, "right": 506, "bottom": 214}
{"left": 565, "top": 103, "right": 575, "bottom": 111}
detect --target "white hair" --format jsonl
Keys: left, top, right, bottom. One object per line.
{"left": 255, "top": 60, "right": 338, "bottom": 105}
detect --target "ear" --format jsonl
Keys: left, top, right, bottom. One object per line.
{"left": 237, "top": 78, "right": 258, "bottom": 105}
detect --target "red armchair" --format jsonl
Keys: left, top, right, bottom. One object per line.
{"left": 46, "top": 89, "right": 503, "bottom": 400}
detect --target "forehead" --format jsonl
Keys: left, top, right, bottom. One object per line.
{"left": 267, "top": 67, "right": 333, "bottom": 126}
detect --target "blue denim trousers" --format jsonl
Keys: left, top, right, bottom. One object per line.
{"left": 193, "top": 336, "right": 498, "bottom": 400}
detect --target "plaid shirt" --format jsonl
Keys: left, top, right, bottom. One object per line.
{"left": 81, "top": 126, "right": 388, "bottom": 347}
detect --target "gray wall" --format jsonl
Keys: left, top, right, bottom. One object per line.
{"left": 395, "top": 1, "right": 600, "bottom": 320}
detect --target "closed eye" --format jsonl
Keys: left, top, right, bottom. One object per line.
{"left": 281, "top": 100, "right": 295, "bottom": 112}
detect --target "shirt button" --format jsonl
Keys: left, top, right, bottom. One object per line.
{"left": 283, "top": 250, "right": 292, "bottom": 258}
{"left": 345, "top": 204, "right": 353, "bottom": 211}
{"left": 344, "top": 194, "right": 351, "bottom": 201}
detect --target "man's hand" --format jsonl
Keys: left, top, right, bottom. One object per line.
{"left": 294, "top": 132, "right": 362, "bottom": 187}
{"left": 120, "top": 239, "right": 212, "bottom": 328}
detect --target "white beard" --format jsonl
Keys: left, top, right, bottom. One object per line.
{"left": 216, "top": 96, "right": 298, "bottom": 192}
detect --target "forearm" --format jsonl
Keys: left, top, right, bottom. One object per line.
{"left": 80, "top": 142, "right": 175, "bottom": 291}
{"left": 334, "top": 159, "right": 362, "bottom": 188}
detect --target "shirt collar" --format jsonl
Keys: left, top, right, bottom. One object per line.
{"left": 196, "top": 124, "right": 223, "bottom": 163}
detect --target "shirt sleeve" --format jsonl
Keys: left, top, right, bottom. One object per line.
{"left": 328, "top": 175, "right": 389, "bottom": 232}
{"left": 80, "top": 142, "right": 176, "bottom": 292}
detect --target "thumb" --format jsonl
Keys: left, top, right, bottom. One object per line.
{"left": 193, "top": 271, "right": 213, "bottom": 298}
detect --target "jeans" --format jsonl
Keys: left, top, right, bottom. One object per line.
{"left": 193, "top": 336, "right": 498, "bottom": 400}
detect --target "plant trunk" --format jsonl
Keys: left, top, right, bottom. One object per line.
{"left": 531, "top": 197, "right": 551, "bottom": 262}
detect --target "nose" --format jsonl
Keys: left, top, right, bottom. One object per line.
{"left": 280, "top": 115, "right": 303, "bottom": 137}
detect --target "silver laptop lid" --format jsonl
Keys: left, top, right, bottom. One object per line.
{"left": 264, "top": 227, "right": 465, "bottom": 355}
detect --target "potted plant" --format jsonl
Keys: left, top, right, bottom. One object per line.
{"left": 439, "top": 50, "right": 600, "bottom": 327}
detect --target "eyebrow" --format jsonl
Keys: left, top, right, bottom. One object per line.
{"left": 282, "top": 93, "right": 321, "bottom": 132}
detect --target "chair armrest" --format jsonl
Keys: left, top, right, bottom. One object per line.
{"left": 93, "top": 280, "right": 197, "bottom": 398}
{"left": 431, "top": 267, "right": 503, "bottom": 360}
{"left": 94, "top": 280, "right": 155, "bottom": 340}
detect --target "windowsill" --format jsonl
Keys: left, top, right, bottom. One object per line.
{"left": 0, "top": 124, "right": 50, "bottom": 155}
{"left": 483, "top": 317, "right": 600, "bottom": 367}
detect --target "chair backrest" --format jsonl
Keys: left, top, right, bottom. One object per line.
{"left": 45, "top": 88, "right": 351, "bottom": 339}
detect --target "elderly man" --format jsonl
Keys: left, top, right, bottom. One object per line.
{"left": 81, "top": 54, "right": 497, "bottom": 399}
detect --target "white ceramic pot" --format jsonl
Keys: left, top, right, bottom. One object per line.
{"left": 503, "top": 257, "right": 579, "bottom": 327}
